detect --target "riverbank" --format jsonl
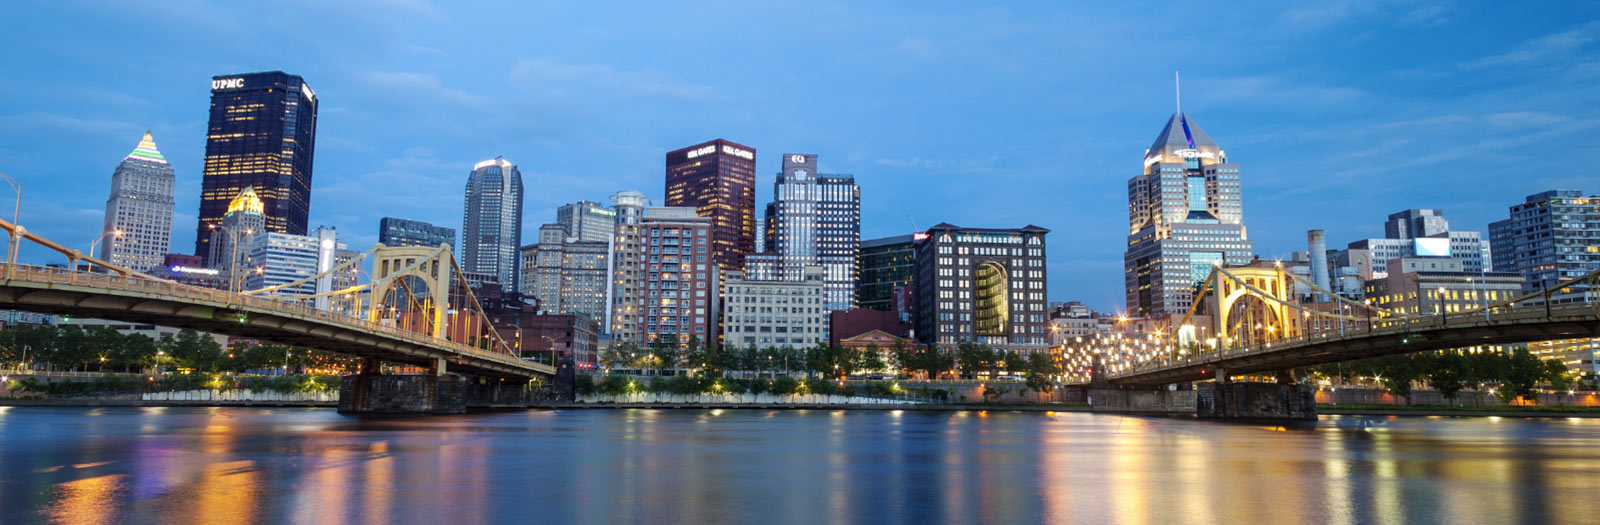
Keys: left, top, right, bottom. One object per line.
{"left": 1321, "top": 404, "right": 1600, "bottom": 418}
{"left": 0, "top": 398, "right": 1092, "bottom": 412}
{"left": 0, "top": 399, "right": 335, "bottom": 408}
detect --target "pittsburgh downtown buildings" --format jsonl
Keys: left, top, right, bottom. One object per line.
{"left": 99, "top": 131, "right": 174, "bottom": 273}
{"left": 194, "top": 71, "right": 319, "bottom": 257}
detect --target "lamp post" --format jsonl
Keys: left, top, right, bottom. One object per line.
{"left": 208, "top": 224, "right": 253, "bottom": 294}
{"left": 1436, "top": 286, "right": 1447, "bottom": 323}
{"left": 88, "top": 229, "right": 123, "bottom": 264}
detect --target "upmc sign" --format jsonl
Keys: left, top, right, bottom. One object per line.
{"left": 212, "top": 78, "right": 246, "bottom": 90}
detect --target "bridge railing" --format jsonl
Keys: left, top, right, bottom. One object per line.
{"left": 1109, "top": 302, "right": 1599, "bottom": 379}
{"left": 5, "top": 264, "right": 538, "bottom": 371}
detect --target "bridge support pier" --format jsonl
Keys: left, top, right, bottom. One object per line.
{"left": 338, "top": 373, "right": 467, "bottom": 415}
{"left": 1196, "top": 382, "right": 1315, "bottom": 421}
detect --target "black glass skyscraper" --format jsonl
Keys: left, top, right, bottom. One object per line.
{"left": 194, "top": 71, "right": 318, "bottom": 257}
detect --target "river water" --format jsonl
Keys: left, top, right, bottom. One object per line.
{"left": 0, "top": 407, "right": 1595, "bottom": 524}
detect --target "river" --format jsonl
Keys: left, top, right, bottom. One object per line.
{"left": 0, "top": 407, "right": 1595, "bottom": 523}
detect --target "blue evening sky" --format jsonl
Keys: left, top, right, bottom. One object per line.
{"left": 3, "top": 1, "right": 1597, "bottom": 313}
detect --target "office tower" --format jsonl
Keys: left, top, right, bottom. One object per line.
{"left": 207, "top": 186, "right": 267, "bottom": 274}
{"left": 462, "top": 157, "right": 524, "bottom": 290}
{"left": 608, "top": 190, "right": 651, "bottom": 341}
{"left": 721, "top": 266, "right": 828, "bottom": 349}
{"left": 100, "top": 131, "right": 174, "bottom": 272}
{"left": 194, "top": 71, "right": 318, "bottom": 257}
{"left": 665, "top": 139, "right": 756, "bottom": 272}
{"left": 519, "top": 224, "right": 609, "bottom": 320}
{"left": 379, "top": 217, "right": 456, "bottom": 248}
{"left": 611, "top": 207, "right": 716, "bottom": 347}
{"left": 857, "top": 234, "right": 916, "bottom": 312}
{"left": 556, "top": 200, "right": 616, "bottom": 243}
{"left": 746, "top": 153, "right": 860, "bottom": 310}
{"left": 1335, "top": 209, "right": 1494, "bottom": 282}
{"left": 1123, "top": 110, "right": 1254, "bottom": 316}
{"left": 240, "top": 227, "right": 350, "bottom": 300}
{"left": 913, "top": 223, "right": 1051, "bottom": 354}
{"left": 1489, "top": 190, "right": 1600, "bottom": 297}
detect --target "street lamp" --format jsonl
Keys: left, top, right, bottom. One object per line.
{"left": 88, "top": 229, "right": 123, "bottom": 263}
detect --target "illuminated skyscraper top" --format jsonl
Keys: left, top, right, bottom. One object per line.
{"left": 194, "top": 71, "right": 318, "bottom": 257}
{"left": 1124, "top": 83, "right": 1254, "bottom": 317}
{"left": 665, "top": 139, "right": 756, "bottom": 272}
{"left": 462, "top": 157, "right": 524, "bottom": 290}
{"left": 101, "top": 131, "right": 174, "bottom": 272}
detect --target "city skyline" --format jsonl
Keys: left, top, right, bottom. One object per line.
{"left": 4, "top": 3, "right": 1599, "bottom": 313}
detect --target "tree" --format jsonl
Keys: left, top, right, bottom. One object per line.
{"left": 647, "top": 335, "right": 678, "bottom": 375}
{"left": 51, "top": 326, "right": 94, "bottom": 371}
{"left": 683, "top": 335, "right": 717, "bottom": 377}
{"left": 163, "top": 329, "right": 223, "bottom": 372}
{"left": 956, "top": 341, "right": 989, "bottom": 379}
{"left": 852, "top": 344, "right": 885, "bottom": 375}
{"left": 1423, "top": 351, "right": 1469, "bottom": 402}
{"left": 888, "top": 340, "right": 914, "bottom": 378}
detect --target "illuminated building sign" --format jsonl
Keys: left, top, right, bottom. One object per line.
{"left": 721, "top": 145, "right": 754, "bottom": 160}
{"left": 1172, "top": 149, "right": 1215, "bottom": 159}
{"left": 685, "top": 145, "right": 717, "bottom": 159}
{"left": 300, "top": 82, "right": 317, "bottom": 103}
{"left": 171, "top": 266, "right": 221, "bottom": 276}
{"left": 212, "top": 78, "right": 246, "bottom": 90}
{"left": 913, "top": 232, "right": 930, "bottom": 241}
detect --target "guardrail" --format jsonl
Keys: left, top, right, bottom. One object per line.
{"left": 2, "top": 264, "right": 545, "bottom": 373}
{"left": 1109, "top": 303, "right": 1600, "bottom": 379}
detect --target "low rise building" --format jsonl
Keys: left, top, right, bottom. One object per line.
{"left": 721, "top": 266, "right": 828, "bottom": 349}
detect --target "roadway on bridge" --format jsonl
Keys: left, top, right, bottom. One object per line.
{"left": 0, "top": 265, "right": 553, "bottom": 379}
{"left": 1108, "top": 304, "right": 1600, "bottom": 386}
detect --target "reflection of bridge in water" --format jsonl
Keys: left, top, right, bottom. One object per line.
{"left": 0, "top": 218, "right": 552, "bottom": 413}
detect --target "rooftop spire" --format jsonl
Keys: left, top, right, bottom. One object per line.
{"left": 124, "top": 130, "right": 167, "bottom": 164}
{"left": 1175, "top": 71, "right": 1181, "bottom": 114}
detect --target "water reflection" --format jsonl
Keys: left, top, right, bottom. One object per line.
{"left": 1, "top": 408, "right": 1598, "bottom": 523}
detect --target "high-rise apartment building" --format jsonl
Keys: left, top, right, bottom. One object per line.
{"left": 608, "top": 191, "right": 651, "bottom": 340}
{"left": 194, "top": 71, "right": 318, "bottom": 257}
{"left": 100, "top": 131, "right": 174, "bottom": 272}
{"left": 746, "top": 153, "right": 860, "bottom": 310}
{"left": 857, "top": 234, "right": 916, "bottom": 313}
{"left": 913, "top": 224, "right": 1050, "bottom": 353}
{"left": 519, "top": 223, "right": 609, "bottom": 319}
{"left": 379, "top": 217, "right": 455, "bottom": 248}
{"left": 462, "top": 157, "right": 523, "bottom": 290}
{"left": 610, "top": 207, "right": 716, "bottom": 347}
{"left": 1123, "top": 111, "right": 1254, "bottom": 317}
{"left": 207, "top": 187, "right": 267, "bottom": 274}
{"left": 665, "top": 139, "right": 756, "bottom": 272}
{"left": 1489, "top": 190, "right": 1600, "bottom": 297}
{"left": 556, "top": 200, "right": 616, "bottom": 243}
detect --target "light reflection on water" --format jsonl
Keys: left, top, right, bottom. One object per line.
{"left": 1, "top": 408, "right": 1597, "bottom": 523}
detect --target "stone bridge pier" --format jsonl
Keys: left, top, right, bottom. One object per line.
{"left": 337, "top": 358, "right": 540, "bottom": 414}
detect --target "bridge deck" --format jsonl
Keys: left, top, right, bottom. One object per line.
{"left": 0, "top": 265, "right": 552, "bottom": 379}
{"left": 1107, "top": 304, "right": 1600, "bottom": 386}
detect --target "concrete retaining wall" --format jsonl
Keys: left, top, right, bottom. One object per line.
{"left": 142, "top": 390, "right": 337, "bottom": 403}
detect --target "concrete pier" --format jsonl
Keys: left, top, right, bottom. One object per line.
{"left": 1196, "top": 382, "right": 1316, "bottom": 421}
{"left": 338, "top": 374, "right": 467, "bottom": 414}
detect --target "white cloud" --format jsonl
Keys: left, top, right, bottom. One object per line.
{"left": 1458, "top": 21, "right": 1600, "bottom": 70}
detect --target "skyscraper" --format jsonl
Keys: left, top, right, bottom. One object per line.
{"left": 519, "top": 223, "right": 609, "bottom": 319}
{"left": 194, "top": 71, "right": 318, "bottom": 257}
{"left": 1332, "top": 209, "right": 1493, "bottom": 282}
{"left": 665, "top": 139, "right": 756, "bottom": 272}
{"left": 207, "top": 186, "right": 267, "bottom": 274}
{"left": 913, "top": 224, "right": 1050, "bottom": 353}
{"left": 100, "top": 131, "right": 173, "bottom": 272}
{"left": 462, "top": 157, "right": 524, "bottom": 290}
{"left": 378, "top": 217, "right": 455, "bottom": 249}
{"left": 1123, "top": 110, "right": 1254, "bottom": 317}
{"left": 857, "top": 234, "right": 916, "bottom": 312}
{"left": 556, "top": 200, "right": 616, "bottom": 243}
{"left": 747, "top": 153, "right": 859, "bottom": 310}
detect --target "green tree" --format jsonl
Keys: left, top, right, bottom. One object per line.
{"left": 888, "top": 340, "right": 914, "bottom": 378}
{"left": 50, "top": 325, "right": 94, "bottom": 371}
{"left": 648, "top": 335, "right": 679, "bottom": 375}
{"left": 852, "top": 344, "right": 885, "bottom": 375}
{"left": 1423, "top": 351, "right": 1470, "bottom": 402}
{"left": 956, "top": 341, "right": 989, "bottom": 379}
